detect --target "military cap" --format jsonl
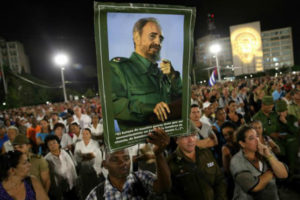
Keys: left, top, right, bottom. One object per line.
{"left": 12, "top": 134, "right": 30, "bottom": 145}
{"left": 276, "top": 100, "right": 287, "bottom": 112}
{"left": 262, "top": 96, "right": 274, "bottom": 105}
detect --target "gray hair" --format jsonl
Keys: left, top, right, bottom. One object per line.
{"left": 7, "top": 126, "right": 19, "bottom": 134}
{"left": 132, "top": 17, "right": 161, "bottom": 48}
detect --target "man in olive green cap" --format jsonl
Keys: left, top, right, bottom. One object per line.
{"left": 110, "top": 17, "right": 182, "bottom": 130}
{"left": 253, "top": 95, "right": 279, "bottom": 138}
{"left": 166, "top": 120, "right": 227, "bottom": 200}
{"left": 275, "top": 99, "right": 299, "bottom": 177}
{"left": 12, "top": 134, "right": 51, "bottom": 192}
{"left": 288, "top": 89, "right": 300, "bottom": 121}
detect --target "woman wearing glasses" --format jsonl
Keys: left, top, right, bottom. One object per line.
{"left": 230, "top": 125, "right": 288, "bottom": 200}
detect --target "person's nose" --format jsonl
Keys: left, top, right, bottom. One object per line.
{"left": 153, "top": 35, "right": 161, "bottom": 45}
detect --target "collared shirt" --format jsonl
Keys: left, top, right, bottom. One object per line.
{"left": 89, "top": 123, "right": 103, "bottom": 136}
{"left": 60, "top": 133, "right": 73, "bottom": 149}
{"left": 3, "top": 140, "right": 13, "bottom": 152}
{"left": 85, "top": 171, "right": 156, "bottom": 200}
{"left": 253, "top": 110, "right": 278, "bottom": 136}
{"left": 196, "top": 121, "right": 215, "bottom": 139}
{"left": 200, "top": 115, "right": 213, "bottom": 126}
{"left": 73, "top": 114, "right": 92, "bottom": 129}
{"left": 288, "top": 102, "right": 300, "bottom": 121}
{"left": 74, "top": 139, "right": 103, "bottom": 174}
{"left": 230, "top": 150, "right": 281, "bottom": 200}
{"left": 167, "top": 146, "right": 227, "bottom": 200}
{"left": 272, "top": 90, "right": 283, "bottom": 101}
{"left": 45, "top": 149, "right": 77, "bottom": 189}
{"left": 110, "top": 52, "right": 182, "bottom": 130}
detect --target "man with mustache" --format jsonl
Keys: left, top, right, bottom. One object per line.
{"left": 110, "top": 17, "right": 182, "bottom": 130}
{"left": 86, "top": 128, "right": 171, "bottom": 199}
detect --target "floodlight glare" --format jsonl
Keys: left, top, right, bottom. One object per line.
{"left": 209, "top": 44, "right": 221, "bottom": 54}
{"left": 54, "top": 54, "right": 69, "bottom": 67}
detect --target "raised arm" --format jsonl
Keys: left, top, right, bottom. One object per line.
{"left": 147, "top": 128, "right": 171, "bottom": 193}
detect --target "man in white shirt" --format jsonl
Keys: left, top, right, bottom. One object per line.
{"left": 73, "top": 106, "right": 91, "bottom": 129}
{"left": 2, "top": 126, "right": 18, "bottom": 153}
{"left": 190, "top": 105, "right": 217, "bottom": 148}
{"left": 200, "top": 102, "right": 213, "bottom": 126}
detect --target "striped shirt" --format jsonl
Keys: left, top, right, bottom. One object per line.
{"left": 86, "top": 170, "right": 156, "bottom": 200}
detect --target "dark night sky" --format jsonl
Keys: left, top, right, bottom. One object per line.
{"left": 0, "top": 0, "right": 299, "bottom": 85}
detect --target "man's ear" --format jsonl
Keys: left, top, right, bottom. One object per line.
{"left": 133, "top": 32, "right": 140, "bottom": 47}
{"left": 239, "top": 141, "right": 245, "bottom": 149}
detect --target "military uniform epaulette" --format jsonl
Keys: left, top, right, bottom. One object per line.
{"left": 110, "top": 57, "right": 129, "bottom": 63}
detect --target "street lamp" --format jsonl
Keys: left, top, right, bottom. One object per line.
{"left": 210, "top": 44, "right": 221, "bottom": 81}
{"left": 54, "top": 53, "right": 69, "bottom": 102}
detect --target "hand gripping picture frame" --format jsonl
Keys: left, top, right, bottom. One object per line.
{"left": 94, "top": 2, "right": 196, "bottom": 152}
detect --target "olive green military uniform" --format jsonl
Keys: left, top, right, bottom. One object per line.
{"left": 167, "top": 147, "right": 227, "bottom": 200}
{"left": 110, "top": 52, "right": 182, "bottom": 130}
{"left": 276, "top": 114, "right": 299, "bottom": 174}
{"left": 253, "top": 110, "right": 278, "bottom": 137}
{"left": 276, "top": 100, "right": 300, "bottom": 175}
{"left": 288, "top": 102, "right": 300, "bottom": 121}
{"left": 28, "top": 152, "right": 49, "bottom": 183}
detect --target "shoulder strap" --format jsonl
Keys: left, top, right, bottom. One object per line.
{"left": 95, "top": 181, "right": 105, "bottom": 200}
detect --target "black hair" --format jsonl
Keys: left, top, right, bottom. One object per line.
{"left": 221, "top": 121, "right": 237, "bottom": 132}
{"left": 53, "top": 122, "right": 65, "bottom": 131}
{"left": 235, "top": 125, "right": 253, "bottom": 145}
{"left": 228, "top": 100, "right": 235, "bottom": 106}
{"left": 216, "top": 107, "right": 225, "bottom": 115}
{"left": 0, "top": 150, "right": 23, "bottom": 181}
{"left": 83, "top": 128, "right": 92, "bottom": 135}
{"left": 191, "top": 104, "right": 200, "bottom": 109}
{"left": 44, "top": 135, "right": 60, "bottom": 149}
{"left": 209, "top": 95, "right": 217, "bottom": 103}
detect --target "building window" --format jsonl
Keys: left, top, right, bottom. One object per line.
{"left": 280, "top": 30, "right": 290, "bottom": 35}
{"left": 280, "top": 35, "right": 290, "bottom": 39}
{"left": 270, "top": 37, "right": 279, "bottom": 41}
{"left": 271, "top": 42, "right": 279, "bottom": 46}
{"left": 8, "top": 43, "right": 16, "bottom": 48}
{"left": 272, "top": 47, "right": 280, "bottom": 51}
{"left": 281, "top": 50, "right": 290, "bottom": 55}
{"left": 280, "top": 40, "right": 290, "bottom": 45}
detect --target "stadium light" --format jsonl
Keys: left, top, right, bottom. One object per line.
{"left": 53, "top": 53, "right": 69, "bottom": 102}
{"left": 210, "top": 44, "right": 221, "bottom": 81}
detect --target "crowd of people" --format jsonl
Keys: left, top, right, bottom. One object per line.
{"left": 0, "top": 73, "right": 300, "bottom": 200}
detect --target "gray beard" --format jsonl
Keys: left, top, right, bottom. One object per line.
{"left": 147, "top": 51, "right": 160, "bottom": 63}
{"left": 141, "top": 45, "right": 161, "bottom": 63}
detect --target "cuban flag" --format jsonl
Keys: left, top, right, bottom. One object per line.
{"left": 208, "top": 68, "right": 218, "bottom": 87}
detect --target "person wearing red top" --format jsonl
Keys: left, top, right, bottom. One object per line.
{"left": 26, "top": 118, "right": 41, "bottom": 153}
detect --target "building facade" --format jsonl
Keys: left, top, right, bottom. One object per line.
{"left": 0, "top": 38, "right": 30, "bottom": 74}
{"left": 262, "top": 27, "right": 294, "bottom": 70}
{"left": 195, "top": 22, "right": 294, "bottom": 76}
